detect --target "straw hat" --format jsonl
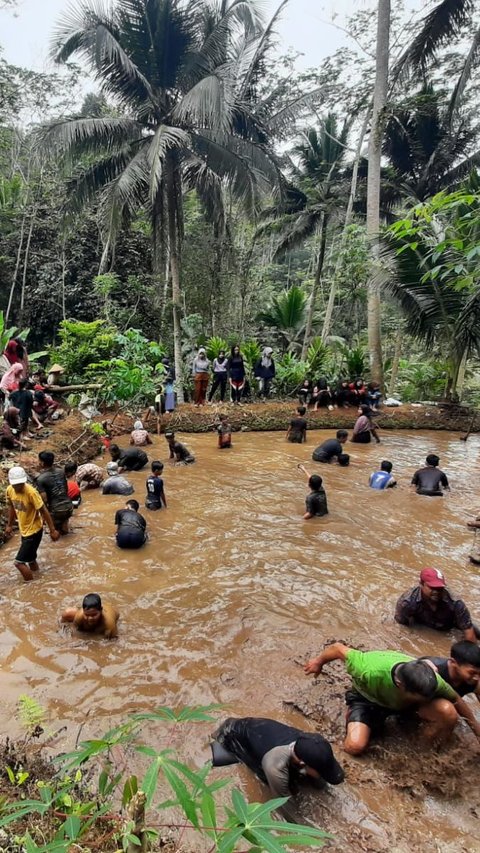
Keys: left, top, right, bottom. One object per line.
{"left": 48, "top": 364, "right": 65, "bottom": 373}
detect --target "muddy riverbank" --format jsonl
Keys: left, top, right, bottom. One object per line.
{"left": 111, "top": 400, "right": 480, "bottom": 436}
{"left": 0, "top": 429, "right": 479, "bottom": 850}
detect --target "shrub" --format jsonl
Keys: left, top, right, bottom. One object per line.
{"left": 49, "top": 320, "right": 118, "bottom": 380}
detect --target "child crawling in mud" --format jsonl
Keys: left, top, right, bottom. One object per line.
{"left": 61, "top": 593, "right": 119, "bottom": 639}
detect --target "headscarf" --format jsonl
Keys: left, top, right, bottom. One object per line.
{"left": 0, "top": 362, "right": 23, "bottom": 392}
{"left": 106, "top": 461, "right": 119, "bottom": 475}
{"left": 294, "top": 734, "right": 344, "bottom": 784}
{"left": 133, "top": 420, "right": 143, "bottom": 430}
{"left": 4, "top": 340, "right": 20, "bottom": 366}
{"left": 261, "top": 347, "right": 273, "bottom": 368}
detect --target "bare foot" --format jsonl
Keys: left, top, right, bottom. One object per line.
{"left": 15, "top": 563, "right": 34, "bottom": 581}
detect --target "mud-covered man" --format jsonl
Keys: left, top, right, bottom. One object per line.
{"left": 304, "top": 642, "right": 480, "bottom": 754}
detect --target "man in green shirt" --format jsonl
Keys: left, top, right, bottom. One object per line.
{"left": 305, "top": 643, "right": 480, "bottom": 755}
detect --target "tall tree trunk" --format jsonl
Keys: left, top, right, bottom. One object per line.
{"left": 389, "top": 327, "right": 402, "bottom": 395}
{"left": 166, "top": 156, "right": 184, "bottom": 403}
{"left": 321, "top": 110, "right": 370, "bottom": 343}
{"left": 6, "top": 208, "right": 27, "bottom": 324}
{"left": 18, "top": 206, "right": 37, "bottom": 326}
{"left": 301, "top": 215, "right": 328, "bottom": 359}
{"left": 366, "top": 0, "right": 390, "bottom": 386}
{"left": 61, "top": 236, "right": 67, "bottom": 321}
{"left": 455, "top": 351, "right": 468, "bottom": 400}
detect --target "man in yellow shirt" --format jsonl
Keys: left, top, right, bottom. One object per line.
{"left": 5, "top": 466, "right": 59, "bottom": 581}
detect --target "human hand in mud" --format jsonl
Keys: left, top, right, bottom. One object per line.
{"left": 4, "top": 526, "right": 13, "bottom": 540}
{"left": 304, "top": 657, "right": 324, "bottom": 677}
{"left": 49, "top": 529, "right": 60, "bottom": 542}
{"left": 467, "top": 518, "right": 480, "bottom": 529}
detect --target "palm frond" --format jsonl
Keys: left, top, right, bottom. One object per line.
{"left": 147, "top": 124, "right": 190, "bottom": 203}
{"left": 238, "top": 0, "right": 289, "bottom": 99}
{"left": 65, "top": 149, "right": 133, "bottom": 211}
{"left": 52, "top": 1, "right": 155, "bottom": 110}
{"left": 274, "top": 209, "right": 323, "bottom": 257}
{"left": 447, "top": 26, "right": 480, "bottom": 121}
{"left": 98, "top": 146, "right": 149, "bottom": 247}
{"left": 37, "top": 116, "right": 143, "bottom": 159}
{"left": 173, "top": 73, "right": 235, "bottom": 132}
{"left": 395, "top": 0, "right": 474, "bottom": 77}
{"left": 192, "top": 129, "right": 280, "bottom": 215}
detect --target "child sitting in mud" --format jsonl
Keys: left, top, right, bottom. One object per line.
{"left": 61, "top": 593, "right": 119, "bottom": 639}
{"left": 297, "top": 464, "right": 328, "bottom": 518}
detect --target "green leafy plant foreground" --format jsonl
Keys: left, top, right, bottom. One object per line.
{"left": 0, "top": 705, "right": 330, "bottom": 852}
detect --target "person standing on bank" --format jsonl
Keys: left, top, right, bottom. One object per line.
{"left": 227, "top": 345, "right": 246, "bottom": 404}
{"left": 5, "top": 466, "right": 59, "bottom": 581}
{"left": 254, "top": 347, "right": 275, "bottom": 399}
{"left": 192, "top": 347, "right": 210, "bottom": 407}
{"left": 208, "top": 350, "right": 229, "bottom": 403}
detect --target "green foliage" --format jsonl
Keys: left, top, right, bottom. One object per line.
{"left": 16, "top": 695, "right": 46, "bottom": 737}
{"left": 93, "top": 329, "right": 166, "bottom": 406}
{"left": 396, "top": 359, "right": 447, "bottom": 401}
{"left": 339, "top": 344, "right": 367, "bottom": 378}
{"left": 0, "top": 707, "right": 329, "bottom": 852}
{"left": 258, "top": 287, "right": 307, "bottom": 351}
{"left": 306, "top": 337, "right": 329, "bottom": 376}
{"left": 0, "top": 311, "right": 30, "bottom": 355}
{"left": 275, "top": 353, "right": 307, "bottom": 396}
{"left": 49, "top": 320, "right": 118, "bottom": 380}
{"left": 206, "top": 336, "right": 228, "bottom": 360}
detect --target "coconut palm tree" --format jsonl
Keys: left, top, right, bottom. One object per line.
{"left": 377, "top": 219, "right": 480, "bottom": 399}
{"left": 395, "top": 0, "right": 477, "bottom": 120}
{"left": 258, "top": 113, "right": 350, "bottom": 358}
{"left": 42, "top": 0, "right": 289, "bottom": 400}
{"left": 383, "top": 83, "right": 480, "bottom": 203}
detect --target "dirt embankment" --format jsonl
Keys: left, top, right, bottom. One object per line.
{"left": 136, "top": 401, "right": 479, "bottom": 435}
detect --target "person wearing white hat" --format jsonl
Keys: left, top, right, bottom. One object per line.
{"left": 5, "top": 467, "right": 59, "bottom": 581}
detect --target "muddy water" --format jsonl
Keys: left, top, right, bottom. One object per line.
{"left": 2, "top": 429, "right": 480, "bottom": 850}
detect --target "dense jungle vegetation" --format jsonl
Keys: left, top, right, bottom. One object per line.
{"left": 1, "top": 0, "right": 480, "bottom": 405}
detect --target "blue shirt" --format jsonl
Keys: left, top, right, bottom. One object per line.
{"left": 369, "top": 471, "right": 392, "bottom": 490}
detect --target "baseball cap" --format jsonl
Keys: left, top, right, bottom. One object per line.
{"left": 420, "top": 568, "right": 446, "bottom": 588}
{"left": 8, "top": 466, "right": 27, "bottom": 485}
{"left": 294, "top": 734, "right": 344, "bottom": 785}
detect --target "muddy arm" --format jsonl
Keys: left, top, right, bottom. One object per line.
{"left": 304, "top": 643, "right": 350, "bottom": 676}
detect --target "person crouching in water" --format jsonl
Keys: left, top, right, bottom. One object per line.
{"left": 210, "top": 717, "right": 344, "bottom": 824}
{"left": 115, "top": 498, "right": 147, "bottom": 549}
{"left": 62, "top": 593, "right": 119, "bottom": 639}
{"left": 217, "top": 414, "right": 232, "bottom": 449}
{"left": 297, "top": 465, "right": 328, "bottom": 519}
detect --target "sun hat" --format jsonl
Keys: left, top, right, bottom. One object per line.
{"left": 420, "top": 568, "right": 446, "bottom": 588}
{"left": 48, "top": 364, "right": 65, "bottom": 373}
{"left": 8, "top": 466, "right": 27, "bottom": 485}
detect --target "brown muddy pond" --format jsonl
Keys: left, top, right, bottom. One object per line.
{"left": 1, "top": 428, "right": 480, "bottom": 851}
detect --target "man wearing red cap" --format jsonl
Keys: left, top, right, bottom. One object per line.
{"left": 394, "top": 568, "right": 477, "bottom": 642}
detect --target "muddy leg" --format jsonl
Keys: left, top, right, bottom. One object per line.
{"left": 417, "top": 698, "right": 458, "bottom": 741}
{"left": 344, "top": 721, "right": 372, "bottom": 755}
{"left": 14, "top": 561, "right": 34, "bottom": 581}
